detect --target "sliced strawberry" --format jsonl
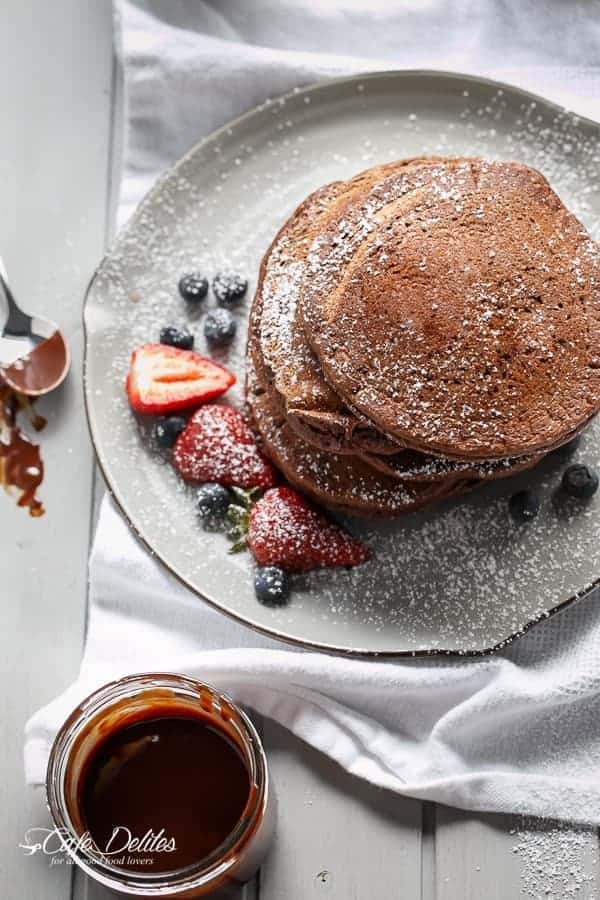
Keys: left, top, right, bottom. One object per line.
{"left": 126, "top": 344, "right": 235, "bottom": 415}
{"left": 173, "top": 404, "right": 278, "bottom": 489}
{"left": 248, "top": 486, "right": 369, "bottom": 572}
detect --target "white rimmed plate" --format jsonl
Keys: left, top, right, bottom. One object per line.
{"left": 84, "top": 70, "right": 600, "bottom": 656}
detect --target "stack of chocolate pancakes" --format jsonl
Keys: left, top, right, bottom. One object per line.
{"left": 246, "top": 157, "right": 600, "bottom": 516}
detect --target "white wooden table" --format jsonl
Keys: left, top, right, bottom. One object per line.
{"left": 2, "top": 4, "right": 599, "bottom": 898}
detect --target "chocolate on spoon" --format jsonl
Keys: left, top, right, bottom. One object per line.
{"left": 0, "top": 257, "right": 70, "bottom": 396}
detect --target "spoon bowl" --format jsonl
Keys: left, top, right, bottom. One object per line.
{"left": 0, "top": 257, "right": 70, "bottom": 396}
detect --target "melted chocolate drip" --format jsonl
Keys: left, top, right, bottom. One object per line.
{"left": 0, "top": 381, "right": 45, "bottom": 516}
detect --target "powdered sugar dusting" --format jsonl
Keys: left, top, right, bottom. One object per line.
{"left": 511, "top": 818, "right": 598, "bottom": 898}
{"left": 301, "top": 158, "right": 600, "bottom": 458}
{"left": 261, "top": 253, "right": 304, "bottom": 360}
{"left": 249, "top": 486, "right": 368, "bottom": 572}
{"left": 173, "top": 405, "right": 276, "bottom": 488}
{"left": 85, "top": 73, "right": 600, "bottom": 655}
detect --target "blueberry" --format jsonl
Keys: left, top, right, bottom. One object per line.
{"left": 159, "top": 325, "right": 194, "bottom": 350}
{"left": 212, "top": 271, "right": 248, "bottom": 308}
{"left": 562, "top": 464, "right": 599, "bottom": 499}
{"left": 196, "top": 483, "right": 232, "bottom": 527}
{"left": 153, "top": 416, "right": 187, "bottom": 449}
{"left": 254, "top": 566, "right": 290, "bottom": 607}
{"left": 204, "top": 308, "right": 237, "bottom": 345}
{"left": 179, "top": 273, "right": 209, "bottom": 303}
{"left": 509, "top": 490, "right": 540, "bottom": 524}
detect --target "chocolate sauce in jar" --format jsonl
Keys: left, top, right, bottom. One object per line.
{"left": 47, "top": 675, "right": 275, "bottom": 898}
{"left": 80, "top": 715, "right": 251, "bottom": 873}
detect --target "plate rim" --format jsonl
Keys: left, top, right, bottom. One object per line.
{"left": 83, "top": 67, "right": 600, "bottom": 659}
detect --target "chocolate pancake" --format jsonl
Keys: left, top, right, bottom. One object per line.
{"left": 257, "top": 190, "right": 398, "bottom": 455}
{"left": 254, "top": 334, "right": 529, "bottom": 486}
{"left": 252, "top": 166, "right": 542, "bottom": 483}
{"left": 360, "top": 447, "right": 542, "bottom": 484}
{"left": 246, "top": 332, "right": 474, "bottom": 516}
{"left": 300, "top": 158, "right": 600, "bottom": 459}
{"left": 257, "top": 160, "right": 443, "bottom": 456}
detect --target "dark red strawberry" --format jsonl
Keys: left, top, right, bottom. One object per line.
{"left": 126, "top": 344, "right": 235, "bottom": 415}
{"left": 247, "top": 486, "right": 369, "bottom": 572}
{"left": 173, "top": 404, "right": 278, "bottom": 489}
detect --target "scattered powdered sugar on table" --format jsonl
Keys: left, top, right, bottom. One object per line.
{"left": 85, "top": 74, "right": 600, "bottom": 654}
{"left": 511, "top": 818, "right": 598, "bottom": 898}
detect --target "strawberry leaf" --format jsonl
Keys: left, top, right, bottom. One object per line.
{"left": 228, "top": 539, "right": 248, "bottom": 554}
{"left": 231, "top": 485, "right": 264, "bottom": 510}
{"left": 224, "top": 504, "right": 249, "bottom": 542}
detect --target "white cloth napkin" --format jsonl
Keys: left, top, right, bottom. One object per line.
{"left": 25, "top": 0, "right": 600, "bottom": 823}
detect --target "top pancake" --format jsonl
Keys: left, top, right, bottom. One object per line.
{"left": 299, "top": 158, "right": 600, "bottom": 459}
{"left": 252, "top": 176, "right": 543, "bottom": 484}
{"left": 258, "top": 158, "right": 442, "bottom": 455}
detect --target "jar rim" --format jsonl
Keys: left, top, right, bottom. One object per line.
{"left": 46, "top": 673, "right": 269, "bottom": 896}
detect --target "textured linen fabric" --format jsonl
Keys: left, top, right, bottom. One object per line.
{"left": 25, "top": 0, "right": 600, "bottom": 823}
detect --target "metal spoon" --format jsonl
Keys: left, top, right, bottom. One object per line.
{"left": 0, "top": 256, "right": 70, "bottom": 396}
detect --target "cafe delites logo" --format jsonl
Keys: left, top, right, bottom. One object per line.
{"left": 20, "top": 826, "right": 176, "bottom": 867}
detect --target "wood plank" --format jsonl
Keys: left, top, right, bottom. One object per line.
{"left": 435, "top": 806, "right": 599, "bottom": 899}
{"left": 259, "top": 718, "right": 422, "bottom": 900}
{"left": 0, "top": 1, "right": 114, "bottom": 898}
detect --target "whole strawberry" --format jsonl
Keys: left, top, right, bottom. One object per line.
{"left": 173, "top": 405, "right": 277, "bottom": 489}
{"left": 248, "top": 487, "right": 369, "bottom": 572}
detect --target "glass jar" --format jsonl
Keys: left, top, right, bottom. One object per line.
{"left": 46, "top": 673, "right": 275, "bottom": 897}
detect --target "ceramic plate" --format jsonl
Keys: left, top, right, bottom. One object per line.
{"left": 84, "top": 70, "right": 600, "bottom": 656}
